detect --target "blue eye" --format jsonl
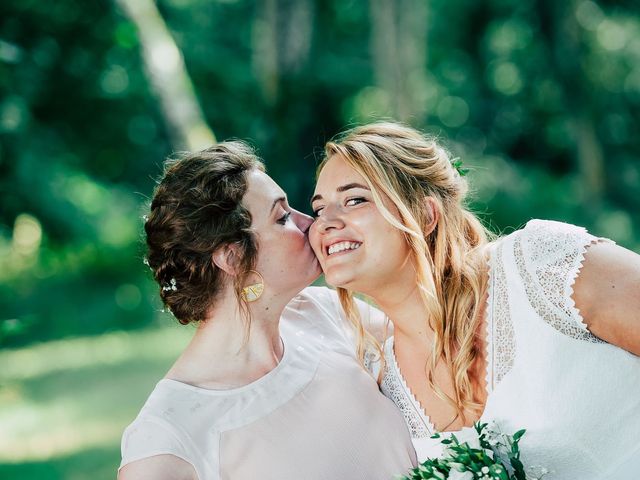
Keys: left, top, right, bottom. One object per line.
{"left": 277, "top": 212, "right": 291, "bottom": 224}
{"left": 346, "top": 197, "right": 366, "bottom": 207}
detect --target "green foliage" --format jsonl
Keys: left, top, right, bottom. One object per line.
{"left": 0, "top": 326, "right": 191, "bottom": 480}
{"left": 400, "top": 423, "right": 542, "bottom": 480}
{"left": 1, "top": 0, "right": 639, "bottom": 348}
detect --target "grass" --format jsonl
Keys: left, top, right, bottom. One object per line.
{"left": 0, "top": 324, "right": 192, "bottom": 480}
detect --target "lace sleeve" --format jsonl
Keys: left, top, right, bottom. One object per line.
{"left": 513, "top": 219, "right": 614, "bottom": 342}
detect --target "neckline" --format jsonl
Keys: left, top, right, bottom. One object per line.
{"left": 386, "top": 242, "right": 497, "bottom": 435}
{"left": 160, "top": 335, "right": 291, "bottom": 395}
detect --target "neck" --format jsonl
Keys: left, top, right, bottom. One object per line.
{"left": 365, "top": 261, "right": 435, "bottom": 349}
{"left": 167, "top": 288, "right": 291, "bottom": 388}
{"left": 375, "top": 284, "right": 434, "bottom": 349}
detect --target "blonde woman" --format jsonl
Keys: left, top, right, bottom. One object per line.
{"left": 309, "top": 122, "right": 640, "bottom": 479}
{"left": 118, "top": 141, "right": 416, "bottom": 480}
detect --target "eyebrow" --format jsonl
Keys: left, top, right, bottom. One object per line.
{"left": 310, "top": 183, "right": 370, "bottom": 204}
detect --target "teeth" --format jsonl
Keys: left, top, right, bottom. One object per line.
{"left": 328, "top": 241, "right": 361, "bottom": 255}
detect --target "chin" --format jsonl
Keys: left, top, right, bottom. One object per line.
{"left": 323, "top": 269, "right": 358, "bottom": 290}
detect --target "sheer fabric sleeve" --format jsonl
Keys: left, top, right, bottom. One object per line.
{"left": 119, "top": 417, "right": 198, "bottom": 475}
{"left": 514, "top": 219, "right": 614, "bottom": 342}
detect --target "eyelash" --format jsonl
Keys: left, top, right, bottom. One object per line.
{"left": 313, "top": 197, "right": 367, "bottom": 217}
{"left": 277, "top": 212, "right": 291, "bottom": 224}
{"left": 346, "top": 197, "right": 367, "bottom": 207}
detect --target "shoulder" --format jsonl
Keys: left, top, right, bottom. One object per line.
{"left": 285, "top": 286, "right": 340, "bottom": 322}
{"left": 288, "top": 286, "right": 388, "bottom": 337}
{"left": 118, "top": 453, "right": 196, "bottom": 480}
{"left": 517, "top": 218, "right": 605, "bottom": 253}
{"left": 522, "top": 218, "right": 589, "bottom": 236}
{"left": 293, "top": 285, "right": 339, "bottom": 306}
{"left": 500, "top": 219, "right": 640, "bottom": 354}
{"left": 282, "top": 286, "right": 348, "bottom": 345}
{"left": 494, "top": 219, "right": 615, "bottom": 343}
{"left": 120, "top": 415, "right": 197, "bottom": 477}
{"left": 120, "top": 382, "right": 214, "bottom": 476}
{"left": 572, "top": 239, "right": 640, "bottom": 355}
{"left": 502, "top": 219, "right": 612, "bottom": 279}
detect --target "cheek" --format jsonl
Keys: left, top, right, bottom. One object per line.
{"left": 308, "top": 223, "right": 322, "bottom": 255}
{"left": 364, "top": 217, "right": 409, "bottom": 265}
{"left": 279, "top": 228, "right": 309, "bottom": 258}
{"left": 378, "top": 232, "right": 409, "bottom": 264}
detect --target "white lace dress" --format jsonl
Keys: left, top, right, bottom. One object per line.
{"left": 378, "top": 220, "right": 640, "bottom": 479}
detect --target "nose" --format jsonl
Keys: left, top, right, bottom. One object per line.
{"left": 312, "top": 204, "right": 344, "bottom": 234}
{"left": 292, "top": 209, "right": 314, "bottom": 233}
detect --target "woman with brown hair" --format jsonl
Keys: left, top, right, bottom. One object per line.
{"left": 309, "top": 122, "right": 640, "bottom": 479}
{"left": 118, "top": 141, "right": 416, "bottom": 480}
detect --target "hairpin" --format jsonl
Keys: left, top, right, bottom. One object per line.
{"left": 162, "top": 278, "right": 177, "bottom": 292}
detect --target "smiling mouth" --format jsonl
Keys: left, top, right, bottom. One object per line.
{"left": 327, "top": 241, "right": 362, "bottom": 256}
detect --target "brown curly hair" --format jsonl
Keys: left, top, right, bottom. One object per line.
{"left": 144, "top": 141, "right": 265, "bottom": 324}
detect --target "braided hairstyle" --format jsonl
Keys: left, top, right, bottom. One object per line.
{"left": 144, "top": 141, "right": 264, "bottom": 324}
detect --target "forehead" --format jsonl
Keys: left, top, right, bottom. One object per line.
{"left": 243, "top": 169, "right": 284, "bottom": 215}
{"left": 315, "top": 155, "right": 366, "bottom": 192}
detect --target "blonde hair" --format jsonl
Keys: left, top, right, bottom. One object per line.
{"left": 320, "top": 122, "right": 492, "bottom": 425}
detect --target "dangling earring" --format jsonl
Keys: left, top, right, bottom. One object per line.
{"left": 241, "top": 270, "right": 264, "bottom": 302}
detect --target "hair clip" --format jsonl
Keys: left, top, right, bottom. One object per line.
{"left": 162, "top": 278, "right": 177, "bottom": 292}
{"left": 450, "top": 158, "right": 469, "bottom": 177}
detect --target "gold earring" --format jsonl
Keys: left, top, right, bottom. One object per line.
{"left": 241, "top": 270, "right": 264, "bottom": 302}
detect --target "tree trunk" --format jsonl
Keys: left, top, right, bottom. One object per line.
{"left": 252, "top": 0, "right": 314, "bottom": 105}
{"left": 369, "top": 0, "right": 429, "bottom": 122}
{"left": 114, "top": 0, "right": 216, "bottom": 151}
{"left": 539, "top": 0, "right": 604, "bottom": 202}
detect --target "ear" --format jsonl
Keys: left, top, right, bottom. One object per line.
{"left": 212, "top": 243, "right": 242, "bottom": 276}
{"left": 423, "top": 197, "right": 439, "bottom": 237}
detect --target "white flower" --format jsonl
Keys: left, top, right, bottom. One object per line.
{"left": 448, "top": 471, "right": 474, "bottom": 480}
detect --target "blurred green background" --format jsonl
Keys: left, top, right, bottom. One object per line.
{"left": 1, "top": 0, "right": 638, "bottom": 478}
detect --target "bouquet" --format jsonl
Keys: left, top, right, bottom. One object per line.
{"left": 399, "top": 422, "right": 549, "bottom": 480}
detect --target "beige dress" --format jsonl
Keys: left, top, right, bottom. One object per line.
{"left": 119, "top": 287, "right": 417, "bottom": 480}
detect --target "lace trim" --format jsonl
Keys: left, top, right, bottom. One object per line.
{"left": 564, "top": 235, "right": 613, "bottom": 334}
{"left": 380, "top": 338, "right": 434, "bottom": 439}
{"left": 488, "top": 240, "right": 517, "bottom": 390}
{"left": 484, "top": 243, "right": 495, "bottom": 394}
{"left": 381, "top": 242, "right": 517, "bottom": 438}
{"left": 514, "top": 221, "right": 607, "bottom": 343}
